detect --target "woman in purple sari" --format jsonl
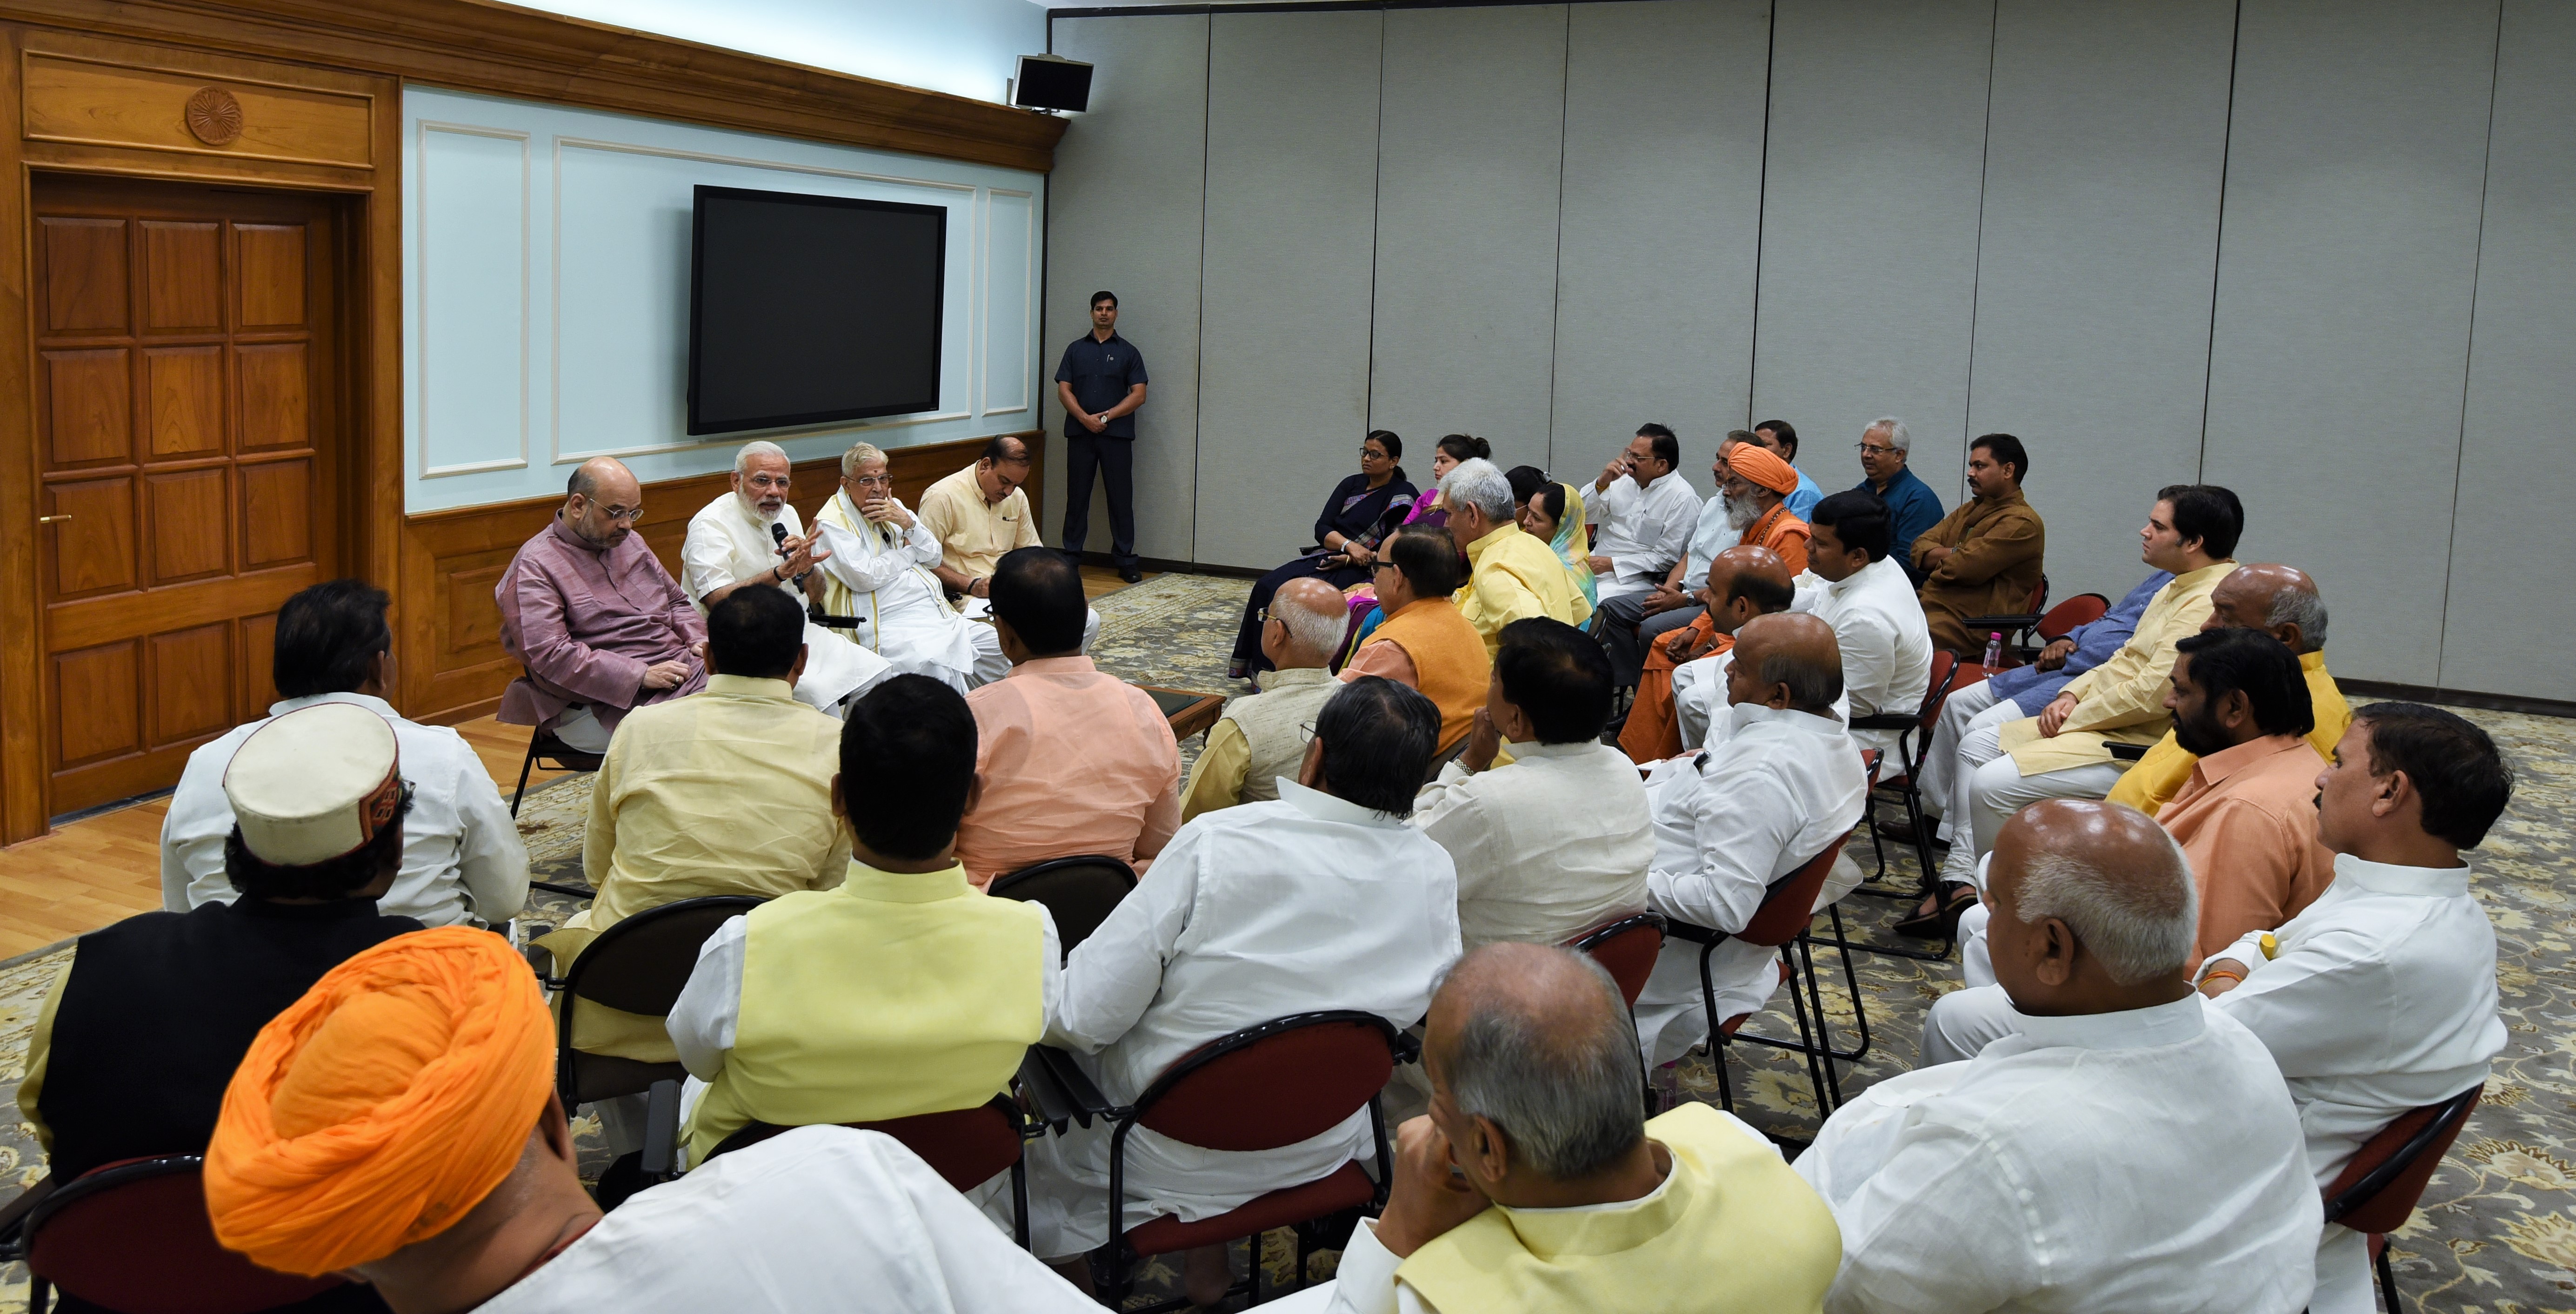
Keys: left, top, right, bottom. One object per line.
{"left": 1227, "top": 430, "right": 1417, "bottom": 679}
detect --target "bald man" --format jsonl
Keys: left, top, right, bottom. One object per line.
{"left": 497, "top": 457, "right": 707, "bottom": 751}
{"left": 1274, "top": 944, "right": 1840, "bottom": 1313}
{"left": 1617, "top": 544, "right": 1796, "bottom": 764}
{"left": 1670, "top": 546, "right": 1809, "bottom": 753}
{"left": 1181, "top": 576, "right": 1352, "bottom": 819}
{"left": 1633, "top": 614, "right": 1868, "bottom": 1074}
{"left": 2107, "top": 564, "right": 2348, "bottom": 817}
{"left": 1804, "top": 801, "right": 2321, "bottom": 1313}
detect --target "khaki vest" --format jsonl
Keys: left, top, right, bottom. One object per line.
{"left": 1220, "top": 668, "right": 1341, "bottom": 805}
{"left": 1395, "top": 1103, "right": 1842, "bottom": 1313}
{"left": 1365, "top": 600, "right": 1491, "bottom": 751}
{"left": 684, "top": 863, "right": 1044, "bottom": 1163}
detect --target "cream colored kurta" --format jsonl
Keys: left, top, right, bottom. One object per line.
{"left": 678, "top": 491, "right": 887, "bottom": 711}
{"left": 1410, "top": 740, "right": 1655, "bottom": 951}
{"left": 916, "top": 462, "right": 1042, "bottom": 580}
{"left": 1998, "top": 559, "right": 2236, "bottom": 776}
{"left": 811, "top": 489, "right": 990, "bottom": 688}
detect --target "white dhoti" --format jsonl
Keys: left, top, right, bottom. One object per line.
{"left": 814, "top": 490, "right": 1000, "bottom": 692}
{"left": 681, "top": 492, "right": 892, "bottom": 713}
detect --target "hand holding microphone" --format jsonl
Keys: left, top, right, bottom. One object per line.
{"left": 770, "top": 521, "right": 827, "bottom": 583}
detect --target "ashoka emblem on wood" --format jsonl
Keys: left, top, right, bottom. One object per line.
{"left": 184, "top": 87, "right": 242, "bottom": 146}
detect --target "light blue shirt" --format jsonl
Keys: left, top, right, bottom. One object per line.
{"left": 1787, "top": 468, "right": 1823, "bottom": 520}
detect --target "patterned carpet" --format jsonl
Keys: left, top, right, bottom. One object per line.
{"left": 2, "top": 569, "right": 2571, "bottom": 1311}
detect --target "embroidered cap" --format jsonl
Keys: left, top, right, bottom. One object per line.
{"left": 223, "top": 704, "right": 404, "bottom": 866}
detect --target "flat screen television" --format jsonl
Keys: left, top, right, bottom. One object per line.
{"left": 686, "top": 185, "right": 946, "bottom": 436}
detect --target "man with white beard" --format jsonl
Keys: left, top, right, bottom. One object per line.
{"left": 812, "top": 442, "right": 1008, "bottom": 691}
{"left": 681, "top": 441, "right": 889, "bottom": 715}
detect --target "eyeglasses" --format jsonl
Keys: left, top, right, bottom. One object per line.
{"left": 1298, "top": 720, "right": 1318, "bottom": 740}
{"left": 743, "top": 473, "right": 790, "bottom": 491}
{"left": 596, "top": 504, "right": 644, "bottom": 523}
{"left": 1856, "top": 443, "right": 1900, "bottom": 457}
{"left": 852, "top": 473, "right": 894, "bottom": 489}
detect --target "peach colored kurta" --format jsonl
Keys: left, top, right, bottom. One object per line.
{"left": 956, "top": 656, "right": 1181, "bottom": 889}
{"left": 2158, "top": 732, "right": 2335, "bottom": 972}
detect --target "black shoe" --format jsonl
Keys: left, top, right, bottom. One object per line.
{"left": 1119, "top": 565, "right": 1144, "bottom": 583}
{"left": 1893, "top": 881, "right": 1979, "bottom": 940}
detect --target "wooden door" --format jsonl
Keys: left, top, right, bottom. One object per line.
{"left": 30, "top": 175, "right": 343, "bottom": 815}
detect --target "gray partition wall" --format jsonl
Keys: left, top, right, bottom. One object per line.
{"left": 1047, "top": 0, "right": 2574, "bottom": 701}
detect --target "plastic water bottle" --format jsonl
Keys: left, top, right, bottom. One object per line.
{"left": 1982, "top": 631, "right": 2005, "bottom": 670}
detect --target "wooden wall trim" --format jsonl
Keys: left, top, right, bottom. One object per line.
{"left": 0, "top": 0, "right": 1066, "bottom": 171}
{"left": 395, "top": 432, "right": 1043, "bottom": 726}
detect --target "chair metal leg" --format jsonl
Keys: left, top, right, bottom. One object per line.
{"left": 29, "top": 1275, "right": 47, "bottom": 1314}
{"left": 1012, "top": 1159, "right": 1030, "bottom": 1251}
{"left": 1797, "top": 928, "right": 1868, "bottom": 1066}
{"left": 1778, "top": 945, "right": 1837, "bottom": 1115}
{"left": 2377, "top": 1237, "right": 2403, "bottom": 1314}
{"left": 511, "top": 739, "right": 539, "bottom": 817}
{"left": 1697, "top": 940, "right": 1735, "bottom": 1113}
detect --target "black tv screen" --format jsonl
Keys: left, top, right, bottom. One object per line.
{"left": 687, "top": 186, "right": 946, "bottom": 436}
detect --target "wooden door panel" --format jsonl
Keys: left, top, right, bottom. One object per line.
{"left": 41, "top": 347, "right": 131, "bottom": 465}
{"left": 238, "top": 610, "right": 281, "bottom": 715}
{"left": 236, "top": 224, "right": 306, "bottom": 327}
{"left": 146, "top": 467, "right": 230, "bottom": 583}
{"left": 146, "top": 623, "right": 234, "bottom": 747}
{"left": 235, "top": 342, "right": 308, "bottom": 449}
{"left": 239, "top": 458, "right": 312, "bottom": 569}
{"left": 44, "top": 478, "right": 137, "bottom": 598}
{"left": 141, "top": 221, "right": 222, "bottom": 331}
{"left": 47, "top": 566, "right": 318, "bottom": 655}
{"left": 53, "top": 642, "right": 140, "bottom": 767}
{"left": 39, "top": 216, "right": 127, "bottom": 332}
{"left": 145, "top": 346, "right": 225, "bottom": 456}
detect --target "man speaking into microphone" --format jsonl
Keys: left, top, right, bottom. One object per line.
{"left": 681, "top": 440, "right": 889, "bottom": 715}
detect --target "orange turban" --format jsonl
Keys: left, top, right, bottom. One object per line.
{"left": 205, "top": 927, "right": 554, "bottom": 1276}
{"left": 1726, "top": 442, "right": 1800, "bottom": 496}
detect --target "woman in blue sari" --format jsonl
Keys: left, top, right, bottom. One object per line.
{"left": 1228, "top": 430, "right": 1416, "bottom": 679}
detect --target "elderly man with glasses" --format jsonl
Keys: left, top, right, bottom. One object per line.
{"left": 811, "top": 442, "right": 1009, "bottom": 691}
{"left": 497, "top": 456, "right": 708, "bottom": 751}
{"left": 1846, "top": 416, "right": 1946, "bottom": 587}
{"left": 679, "top": 440, "right": 892, "bottom": 716}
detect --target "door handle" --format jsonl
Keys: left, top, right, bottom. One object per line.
{"left": 37, "top": 515, "right": 69, "bottom": 523}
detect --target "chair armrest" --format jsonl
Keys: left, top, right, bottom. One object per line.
{"left": 0, "top": 1175, "right": 54, "bottom": 1259}
{"left": 521, "top": 941, "right": 565, "bottom": 992}
{"left": 1660, "top": 919, "right": 1723, "bottom": 947}
{"left": 1020, "top": 1045, "right": 1115, "bottom": 1132}
{"left": 2106, "top": 741, "right": 2149, "bottom": 762}
{"left": 1961, "top": 612, "right": 2041, "bottom": 632}
{"left": 640, "top": 1079, "right": 682, "bottom": 1181}
{"left": 1847, "top": 713, "right": 1915, "bottom": 732}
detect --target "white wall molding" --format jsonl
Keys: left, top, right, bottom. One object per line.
{"left": 413, "top": 121, "right": 531, "bottom": 480}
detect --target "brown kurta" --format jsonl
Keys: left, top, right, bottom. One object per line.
{"left": 1910, "top": 488, "right": 2045, "bottom": 654}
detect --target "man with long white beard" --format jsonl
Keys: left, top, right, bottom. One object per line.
{"left": 812, "top": 442, "right": 1008, "bottom": 691}
{"left": 681, "top": 441, "right": 889, "bottom": 715}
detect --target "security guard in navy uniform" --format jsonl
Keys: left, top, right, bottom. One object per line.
{"left": 1053, "top": 289, "right": 1149, "bottom": 583}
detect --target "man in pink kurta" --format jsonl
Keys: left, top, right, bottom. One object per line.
{"left": 956, "top": 548, "right": 1179, "bottom": 889}
{"left": 496, "top": 458, "right": 707, "bottom": 749}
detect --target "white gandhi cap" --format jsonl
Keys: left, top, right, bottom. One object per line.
{"left": 221, "top": 703, "right": 405, "bottom": 866}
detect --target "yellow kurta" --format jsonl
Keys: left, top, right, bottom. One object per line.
{"left": 915, "top": 462, "right": 1041, "bottom": 580}
{"left": 1457, "top": 522, "right": 1593, "bottom": 657}
{"left": 1998, "top": 560, "right": 2237, "bottom": 777}
{"left": 1394, "top": 1103, "right": 1840, "bottom": 1313}
{"left": 537, "top": 674, "right": 850, "bottom": 1061}
{"left": 2107, "top": 650, "right": 2350, "bottom": 817}
{"left": 685, "top": 863, "right": 1045, "bottom": 1163}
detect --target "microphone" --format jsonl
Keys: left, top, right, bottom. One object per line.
{"left": 772, "top": 522, "right": 789, "bottom": 555}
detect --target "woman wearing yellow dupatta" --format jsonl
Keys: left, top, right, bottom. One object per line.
{"left": 1505, "top": 465, "right": 1595, "bottom": 610}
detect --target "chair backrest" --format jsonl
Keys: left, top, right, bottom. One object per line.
{"left": 26, "top": 1156, "right": 344, "bottom": 1314}
{"left": 1568, "top": 912, "right": 1668, "bottom": 1007}
{"left": 566, "top": 894, "right": 767, "bottom": 1015}
{"left": 2036, "top": 593, "right": 2109, "bottom": 642}
{"left": 2027, "top": 574, "right": 2049, "bottom": 616}
{"left": 1422, "top": 736, "right": 1471, "bottom": 783}
{"left": 1737, "top": 837, "right": 1849, "bottom": 947}
{"left": 1915, "top": 650, "right": 1962, "bottom": 731}
{"left": 706, "top": 1098, "right": 1023, "bottom": 1194}
{"left": 2323, "top": 1086, "right": 2483, "bottom": 1233}
{"left": 989, "top": 856, "right": 1138, "bottom": 955}
{"left": 1133, "top": 1012, "right": 1401, "bottom": 1153}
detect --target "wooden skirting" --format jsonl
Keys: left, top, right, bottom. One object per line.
{"left": 397, "top": 432, "right": 1043, "bottom": 727}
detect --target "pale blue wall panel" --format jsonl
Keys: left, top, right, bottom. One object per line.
{"left": 413, "top": 125, "right": 528, "bottom": 482}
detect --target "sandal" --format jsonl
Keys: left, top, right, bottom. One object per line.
{"left": 1893, "top": 881, "right": 1979, "bottom": 940}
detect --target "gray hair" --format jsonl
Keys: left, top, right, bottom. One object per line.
{"left": 1442, "top": 457, "right": 1515, "bottom": 522}
{"left": 1756, "top": 644, "right": 1843, "bottom": 714}
{"left": 1446, "top": 949, "right": 1644, "bottom": 1180}
{"left": 840, "top": 442, "right": 888, "bottom": 477}
{"left": 2269, "top": 587, "right": 2329, "bottom": 653}
{"left": 1865, "top": 417, "right": 1911, "bottom": 453}
{"left": 1273, "top": 592, "right": 1348, "bottom": 659}
{"left": 2012, "top": 834, "right": 2199, "bottom": 985}
{"left": 734, "top": 440, "right": 788, "bottom": 474}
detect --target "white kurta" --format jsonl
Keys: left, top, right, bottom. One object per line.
{"left": 679, "top": 492, "right": 888, "bottom": 711}
{"left": 2205, "top": 853, "right": 2504, "bottom": 1313}
{"left": 1022, "top": 780, "right": 1462, "bottom": 1259}
{"left": 1790, "top": 556, "right": 1934, "bottom": 759}
{"left": 1673, "top": 650, "right": 1851, "bottom": 752}
{"left": 1633, "top": 704, "right": 1868, "bottom": 1067}
{"left": 478, "top": 1125, "right": 1095, "bottom": 1312}
{"left": 1590, "top": 470, "right": 1703, "bottom": 600}
{"left": 1408, "top": 740, "right": 1654, "bottom": 951}
{"left": 160, "top": 692, "right": 528, "bottom": 927}
{"left": 1797, "top": 993, "right": 2322, "bottom": 1314}
{"left": 811, "top": 489, "right": 1000, "bottom": 690}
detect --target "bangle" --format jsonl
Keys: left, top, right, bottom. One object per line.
{"left": 2201, "top": 968, "right": 2245, "bottom": 989}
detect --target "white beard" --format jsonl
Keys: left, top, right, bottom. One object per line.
{"left": 736, "top": 491, "right": 783, "bottom": 526}
{"left": 1724, "top": 490, "right": 1762, "bottom": 530}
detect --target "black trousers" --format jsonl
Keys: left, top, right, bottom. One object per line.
{"left": 1062, "top": 432, "right": 1137, "bottom": 568}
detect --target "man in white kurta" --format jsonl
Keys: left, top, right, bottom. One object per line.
{"left": 2198, "top": 705, "right": 2511, "bottom": 1314}
{"left": 810, "top": 445, "right": 1004, "bottom": 691}
{"left": 1793, "top": 493, "right": 1932, "bottom": 763}
{"left": 1798, "top": 800, "right": 2320, "bottom": 1313}
{"left": 1633, "top": 615, "right": 1868, "bottom": 1068}
{"left": 678, "top": 444, "right": 886, "bottom": 713}
{"left": 1019, "top": 680, "right": 1463, "bottom": 1262}
{"left": 1585, "top": 428, "right": 1702, "bottom": 603}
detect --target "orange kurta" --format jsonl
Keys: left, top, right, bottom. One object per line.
{"left": 1617, "top": 504, "right": 1808, "bottom": 764}
{"left": 2158, "top": 733, "right": 2336, "bottom": 972}
{"left": 955, "top": 656, "right": 1181, "bottom": 888}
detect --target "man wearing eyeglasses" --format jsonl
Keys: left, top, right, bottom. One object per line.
{"left": 1849, "top": 416, "right": 1945, "bottom": 587}
{"left": 680, "top": 441, "right": 892, "bottom": 717}
{"left": 498, "top": 456, "right": 708, "bottom": 751}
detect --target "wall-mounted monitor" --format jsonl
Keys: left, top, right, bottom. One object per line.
{"left": 687, "top": 185, "right": 945, "bottom": 436}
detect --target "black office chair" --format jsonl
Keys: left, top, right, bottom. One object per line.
{"left": 989, "top": 856, "right": 1138, "bottom": 957}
